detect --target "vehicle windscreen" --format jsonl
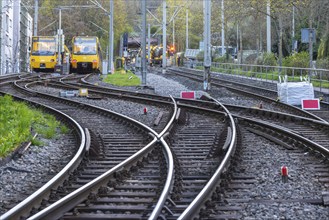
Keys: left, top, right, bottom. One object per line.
{"left": 31, "top": 37, "right": 56, "bottom": 55}
{"left": 73, "top": 37, "right": 97, "bottom": 55}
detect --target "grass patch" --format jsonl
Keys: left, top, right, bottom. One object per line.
{"left": 60, "top": 124, "right": 69, "bottom": 134}
{"left": 102, "top": 69, "right": 141, "bottom": 86}
{"left": 0, "top": 95, "right": 69, "bottom": 158}
{"left": 31, "top": 138, "right": 44, "bottom": 146}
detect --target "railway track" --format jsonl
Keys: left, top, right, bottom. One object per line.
{"left": 1, "top": 73, "right": 328, "bottom": 219}
{"left": 200, "top": 125, "right": 329, "bottom": 219}
{"left": 0, "top": 82, "right": 86, "bottom": 219}
{"left": 166, "top": 67, "right": 329, "bottom": 123}
{"left": 0, "top": 79, "right": 167, "bottom": 219}
{"left": 28, "top": 81, "right": 171, "bottom": 133}
{"left": 183, "top": 98, "right": 329, "bottom": 219}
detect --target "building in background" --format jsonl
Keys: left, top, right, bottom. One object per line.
{"left": 0, "top": 0, "right": 32, "bottom": 75}
{"left": 20, "top": 3, "right": 32, "bottom": 73}
{"left": 12, "top": 0, "right": 20, "bottom": 73}
{"left": 0, "top": 0, "right": 14, "bottom": 75}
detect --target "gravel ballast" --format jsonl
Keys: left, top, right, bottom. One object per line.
{"left": 1, "top": 69, "right": 328, "bottom": 219}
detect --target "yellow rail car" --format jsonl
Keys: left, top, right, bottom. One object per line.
{"left": 150, "top": 45, "right": 163, "bottom": 66}
{"left": 70, "top": 36, "right": 102, "bottom": 73}
{"left": 30, "top": 36, "right": 57, "bottom": 72}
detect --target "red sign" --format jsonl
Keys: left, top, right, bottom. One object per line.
{"left": 301, "top": 99, "right": 320, "bottom": 110}
{"left": 181, "top": 91, "right": 195, "bottom": 99}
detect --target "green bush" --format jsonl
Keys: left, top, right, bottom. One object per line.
{"left": 283, "top": 51, "right": 309, "bottom": 68}
{"left": 256, "top": 52, "right": 277, "bottom": 66}
{"left": 315, "top": 58, "right": 329, "bottom": 80}
{"left": 316, "top": 58, "right": 329, "bottom": 69}
{"left": 213, "top": 55, "right": 233, "bottom": 63}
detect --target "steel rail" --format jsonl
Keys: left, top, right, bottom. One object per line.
{"left": 27, "top": 137, "right": 158, "bottom": 220}
{"left": 61, "top": 75, "right": 211, "bottom": 106}
{"left": 178, "top": 96, "right": 237, "bottom": 220}
{"left": 169, "top": 67, "right": 328, "bottom": 123}
{"left": 27, "top": 97, "right": 178, "bottom": 220}
{"left": 237, "top": 115, "right": 329, "bottom": 157}
{"left": 17, "top": 79, "right": 160, "bottom": 136}
{"left": 3, "top": 79, "right": 163, "bottom": 219}
{"left": 224, "top": 103, "right": 329, "bottom": 127}
{"left": 149, "top": 96, "right": 177, "bottom": 220}
{"left": 0, "top": 92, "right": 87, "bottom": 220}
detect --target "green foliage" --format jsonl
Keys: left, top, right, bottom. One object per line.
{"left": 318, "top": 32, "right": 329, "bottom": 59}
{"left": 0, "top": 95, "right": 66, "bottom": 158}
{"left": 31, "top": 138, "right": 44, "bottom": 146}
{"left": 316, "top": 58, "right": 329, "bottom": 69}
{"left": 60, "top": 125, "right": 70, "bottom": 134}
{"left": 256, "top": 52, "right": 278, "bottom": 66}
{"left": 150, "top": 26, "right": 158, "bottom": 35}
{"left": 213, "top": 55, "right": 234, "bottom": 63}
{"left": 315, "top": 58, "right": 329, "bottom": 80}
{"left": 102, "top": 70, "right": 141, "bottom": 86}
{"left": 282, "top": 51, "right": 309, "bottom": 68}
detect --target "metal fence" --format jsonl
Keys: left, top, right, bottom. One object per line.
{"left": 192, "top": 62, "right": 329, "bottom": 95}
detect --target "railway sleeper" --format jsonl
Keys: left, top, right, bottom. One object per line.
{"left": 207, "top": 123, "right": 231, "bottom": 158}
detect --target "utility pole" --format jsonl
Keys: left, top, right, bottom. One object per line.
{"left": 162, "top": 0, "right": 167, "bottom": 74}
{"left": 292, "top": 5, "right": 295, "bottom": 52}
{"left": 34, "top": 0, "right": 38, "bottom": 36}
{"left": 186, "top": 9, "right": 188, "bottom": 49}
{"left": 236, "top": 24, "right": 239, "bottom": 53}
{"left": 141, "top": 0, "right": 147, "bottom": 86}
{"left": 221, "top": 0, "right": 224, "bottom": 56}
{"left": 266, "top": 0, "right": 271, "bottom": 52}
{"left": 57, "top": 8, "right": 62, "bottom": 65}
{"left": 148, "top": 23, "right": 151, "bottom": 64}
{"left": 119, "top": 35, "right": 123, "bottom": 57}
{"left": 173, "top": 19, "right": 175, "bottom": 49}
{"left": 108, "top": 0, "right": 114, "bottom": 74}
{"left": 203, "top": 0, "right": 211, "bottom": 91}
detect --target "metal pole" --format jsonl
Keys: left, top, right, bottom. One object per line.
{"left": 173, "top": 19, "right": 175, "bottom": 48}
{"left": 236, "top": 24, "right": 239, "bottom": 53}
{"left": 119, "top": 35, "right": 123, "bottom": 57}
{"left": 292, "top": 5, "right": 295, "bottom": 52}
{"left": 309, "top": 29, "right": 313, "bottom": 70}
{"left": 266, "top": 0, "right": 271, "bottom": 52}
{"left": 34, "top": 0, "right": 38, "bottom": 36}
{"left": 203, "top": 0, "right": 211, "bottom": 91}
{"left": 186, "top": 9, "right": 188, "bottom": 49}
{"left": 148, "top": 23, "right": 151, "bottom": 64}
{"left": 107, "top": 14, "right": 111, "bottom": 73}
{"left": 221, "top": 0, "right": 224, "bottom": 56}
{"left": 108, "top": 0, "right": 114, "bottom": 73}
{"left": 141, "top": 0, "right": 147, "bottom": 86}
{"left": 162, "top": 0, "right": 167, "bottom": 74}
{"left": 57, "top": 8, "right": 62, "bottom": 65}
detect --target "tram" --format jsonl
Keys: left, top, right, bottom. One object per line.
{"left": 70, "top": 36, "right": 102, "bottom": 73}
{"left": 30, "top": 36, "right": 57, "bottom": 72}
